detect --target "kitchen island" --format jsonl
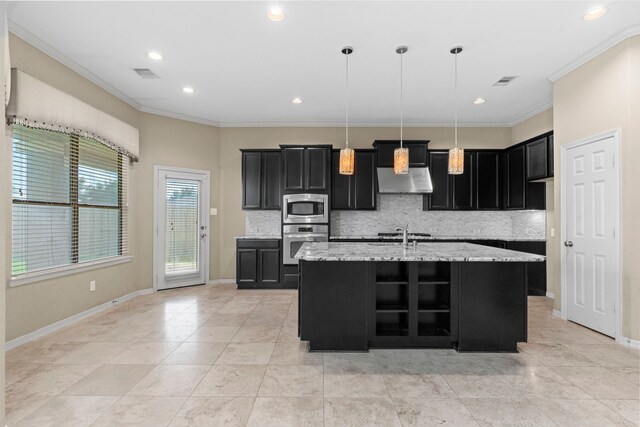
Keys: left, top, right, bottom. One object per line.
{"left": 296, "top": 242, "right": 544, "bottom": 353}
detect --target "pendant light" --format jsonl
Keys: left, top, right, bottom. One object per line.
{"left": 339, "top": 46, "right": 355, "bottom": 175}
{"left": 394, "top": 46, "right": 409, "bottom": 175}
{"left": 448, "top": 46, "right": 464, "bottom": 175}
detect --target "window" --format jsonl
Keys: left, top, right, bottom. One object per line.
{"left": 11, "top": 125, "right": 129, "bottom": 277}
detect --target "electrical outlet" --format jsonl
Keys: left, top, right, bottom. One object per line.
{"left": 210, "top": 208, "right": 218, "bottom": 216}
{"left": 90, "top": 281, "right": 96, "bottom": 292}
{"left": 550, "top": 228, "right": 555, "bottom": 238}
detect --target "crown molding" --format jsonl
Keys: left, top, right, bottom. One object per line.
{"left": 548, "top": 24, "right": 640, "bottom": 82}
{"left": 510, "top": 102, "right": 553, "bottom": 127}
{"left": 217, "top": 121, "right": 513, "bottom": 128}
{"left": 139, "top": 106, "right": 221, "bottom": 127}
{"left": 8, "top": 21, "right": 141, "bottom": 110}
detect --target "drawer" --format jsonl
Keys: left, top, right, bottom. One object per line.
{"left": 237, "top": 239, "right": 281, "bottom": 249}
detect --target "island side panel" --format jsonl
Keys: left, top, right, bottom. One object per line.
{"left": 456, "top": 262, "right": 527, "bottom": 352}
{"left": 299, "top": 260, "right": 369, "bottom": 351}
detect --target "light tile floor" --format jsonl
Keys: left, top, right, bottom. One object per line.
{"left": 5, "top": 285, "right": 639, "bottom": 426}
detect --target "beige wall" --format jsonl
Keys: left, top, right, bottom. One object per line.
{"left": 219, "top": 126, "right": 512, "bottom": 279}
{"left": 511, "top": 109, "right": 553, "bottom": 144}
{"left": 553, "top": 36, "right": 640, "bottom": 340}
{"left": 135, "top": 112, "right": 220, "bottom": 289}
{"left": 4, "top": 35, "right": 221, "bottom": 341}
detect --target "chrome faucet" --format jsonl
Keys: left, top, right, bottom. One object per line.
{"left": 395, "top": 224, "right": 409, "bottom": 248}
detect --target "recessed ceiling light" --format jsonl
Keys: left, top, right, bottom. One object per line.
{"left": 473, "top": 97, "right": 486, "bottom": 105}
{"left": 582, "top": 7, "right": 608, "bottom": 21}
{"left": 291, "top": 97, "right": 303, "bottom": 104}
{"left": 182, "top": 87, "right": 195, "bottom": 94}
{"left": 146, "top": 51, "right": 163, "bottom": 61}
{"left": 267, "top": 6, "right": 286, "bottom": 22}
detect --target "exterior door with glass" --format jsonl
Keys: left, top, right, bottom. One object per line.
{"left": 154, "top": 166, "right": 209, "bottom": 291}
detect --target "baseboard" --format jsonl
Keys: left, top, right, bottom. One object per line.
{"left": 5, "top": 288, "right": 153, "bottom": 351}
{"left": 618, "top": 336, "right": 640, "bottom": 350}
{"left": 207, "top": 279, "right": 236, "bottom": 285}
{"left": 545, "top": 291, "right": 555, "bottom": 299}
{"left": 552, "top": 309, "right": 564, "bottom": 320}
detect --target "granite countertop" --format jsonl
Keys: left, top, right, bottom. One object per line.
{"left": 234, "top": 235, "right": 281, "bottom": 240}
{"left": 295, "top": 242, "right": 545, "bottom": 262}
{"left": 329, "top": 235, "right": 545, "bottom": 242}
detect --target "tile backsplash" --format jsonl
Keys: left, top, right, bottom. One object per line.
{"left": 245, "top": 194, "right": 546, "bottom": 239}
{"left": 330, "top": 194, "right": 545, "bottom": 239}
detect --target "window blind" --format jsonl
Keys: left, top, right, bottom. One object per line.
{"left": 12, "top": 125, "right": 129, "bottom": 276}
{"left": 165, "top": 179, "right": 200, "bottom": 276}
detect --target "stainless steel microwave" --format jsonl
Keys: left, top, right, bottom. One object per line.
{"left": 282, "top": 193, "right": 329, "bottom": 224}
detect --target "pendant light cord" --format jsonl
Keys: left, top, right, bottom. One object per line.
{"left": 400, "top": 50, "right": 404, "bottom": 148}
{"left": 454, "top": 51, "right": 458, "bottom": 149}
{"left": 346, "top": 50, "right": 349, "bottom": 149}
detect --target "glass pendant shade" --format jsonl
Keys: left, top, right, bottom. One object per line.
{"left": 394, "top": 147, "right": 409, "bottom": 175}
{"left": 448, "top": 147, "right": 464, "bottom": 175}
{"left": 339, "top": 147, "right": 355, "bottom": 175}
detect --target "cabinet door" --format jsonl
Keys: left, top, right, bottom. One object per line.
{"left": 505, "top": 146, "right": 526, "bottom": 209}
{"left": 507, "top": 242, "right": 546, "bottom": 296}
{"left": 236, "top": 249, "right": 258, "bottom": 285}
{"left": 242, "top": 152, "right": 262, "bottom": 210}
{"left": 261, "top": 151, "right": 282, "bottom": 209}
{"left": 331, "top": 150, "right": 352, "bottom": 209}
{"left": 305, "top": 147, "right": 329, "bottom": 191}
{"left": 526, "top": 137, "right": 548, "bottom": 180}
{"left": 453, "top": 151, "right": 475, "bottom": 210}
{"left": 526, "top": 182, "right": 546, "bottom": 210}
{"left": 547, "top": 135, "right": 554, "bottom": 177}
{"left": 476, "top": 151, "right": 501, "bottom": 210}
{"left": 259, "top": 248, "right": 281, "bottom": 285}
{"left": 375, "top": 142, "right": 428, "bottom": 167}
{"left": 425, "top": 152, "right": 453, "bottom": 210}
{"left": 283, "top": 148, "right": 305, "bottom": 192}
{"left": 353, "top": 151, "right": 376, "bottom": 210}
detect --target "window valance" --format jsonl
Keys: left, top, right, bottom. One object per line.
{"left": 6, "top": 68, "right": 139, "bottom": 161}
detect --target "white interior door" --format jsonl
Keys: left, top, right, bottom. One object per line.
{"left": 565, "top": 136, "right": 617, "bottom": 337}
{"left": 154, "top": 166, "right": 209, "bottom": 291}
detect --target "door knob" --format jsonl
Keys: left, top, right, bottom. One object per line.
{"left": 564, "top": 241, "right": 573, "bottom": 247}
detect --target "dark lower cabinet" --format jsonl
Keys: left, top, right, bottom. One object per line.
{"left": 331, "top": 149, "right": 376, "bottom": 210}
{"left": 507, "top": 241, "right": 546, "bottom": 296}
{"left": 236, "top": 239, "right": 282, "bottom": 289}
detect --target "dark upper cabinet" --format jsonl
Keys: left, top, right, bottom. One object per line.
{"left": 476, "top": 151, "right": 501, "bottom": 210}
{"left": 236, "top": 239, "right": 282, "bottom": 289}
{"left": 504, "top": 145, "right": 526, "bottom": 210}
{"left": 262, "top": 151, "right": 282, "bottom": 209}
{"left": 331, "top": 149, "right": 376, "bottom": 210}
{"left": 453, "top": 151, "right": 476, "bottom": 210}
{"left": 548, "top": 134, "right": 554, "bottom": 177}
{"left": 372, "top": 140, "right": 429, "bottom": 167}
{"left": 242, "top": 151, "right": 262, "bottom": 209}
{"left": 425, "top": 151, "right": 453, "bottom": 210}
{"left": 354, "top": 150, "right": 376, "bottom": 210}
{"left": 241, "top": 150, "right": 281, "bottom": 210}
{"left": 282, "top": 146, "right": 331, "bottom": 193}
{"left": 526, "top": 137, "right": 548, "bottom": 180}
{"left": 283, "top": 147, "right": 305, "bottom": 192}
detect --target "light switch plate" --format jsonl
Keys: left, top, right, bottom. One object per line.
{"left": 550, "top": 228, "right": 555, "bottom": 238}
{"left": 210, "top": 208, "right": 218, "bottom": 216}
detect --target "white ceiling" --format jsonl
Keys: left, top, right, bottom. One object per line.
{"left": 7, "top": 1, "right": 640, "bottom": 127}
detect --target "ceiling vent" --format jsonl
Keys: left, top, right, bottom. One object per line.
{"left": 133, "top": 68, "right": 159, "bottom": 79}
{"left": 493, "top": 76, "right": 518, "bottom": 86}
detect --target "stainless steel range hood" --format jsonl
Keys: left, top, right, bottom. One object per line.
{"left": 376, "top": 167, "right": 434, "bottom": 194}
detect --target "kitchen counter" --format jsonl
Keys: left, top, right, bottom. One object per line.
{"left": 329, "top": 234, "right": 545, "bottom": 242}
{"left": 234, "top": 235, "right": 281, "bottom": 240}
{"left": 296, "top": 241, "right": 544, "bottom": 262}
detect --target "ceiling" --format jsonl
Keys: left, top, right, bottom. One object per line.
{"left": 7, "top": 1, "right": 640, "bottom": 127}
